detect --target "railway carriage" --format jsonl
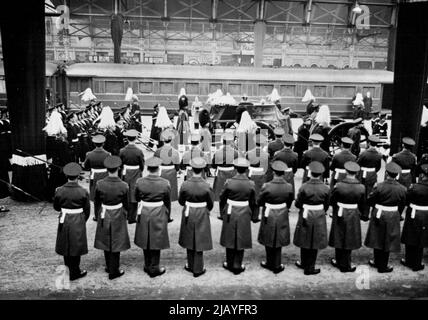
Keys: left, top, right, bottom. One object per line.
{"left": 64, "top": 63, "right": 394, "bottom": 117}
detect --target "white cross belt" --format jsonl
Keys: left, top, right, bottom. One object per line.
{"left": 226, "top": 199, "right": 249, "bottom": 215}
{"left": 184, "top": 201, "right": 207, "bottom": 217}
{"left": 337, "top": 202, "right": 358, "bottom": 217}
{"left": 60, "top": 208, "right": 83, "bottom": 224}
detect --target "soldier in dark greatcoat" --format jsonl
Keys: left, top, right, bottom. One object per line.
{"left": 391, "top": 137, "right": 417, "bottom": 189}
{"left": 94, "top": 156, "right": 130, "bottom": 280}
{"left": 357, "top": 135, "right": 383, "bottom": 220}
{"left": 178, "top": 157, "right": 214, "bottom": 277}
{"left": 300, "top": 134, "right": 330, "bottom": 183}
{"left": 293, "top": 161, "right": 330, "bottom": 275}
{"left": 329, "top": 161, "right": 365, "bottom": 272}
{"left": 220, "top": 158, "right": 258, "bottom": 275}
{"left": 266, "top": 128, "right": 285, "bottom": 182}
{"left": 119, "top": 129, "right": 145, "bottom": 224}
{"left": 347, "top": 119, "right": 363, "bottom": 157}
{"left": 329, "top": 137, "right": 357, "bottom": 189}
{"left": 0, "top": 116, "right": 11, "bottom": 205}
{"left": 212, "top": 132, "right": 239, "bottom": 201}
{"left": 154, "top": 129, "right": 181, "bottom": 203}
{"left": 83, "top": 135, "right": 110, "bottom": 221}
{"left": 271, "top": 134, "right": 298, "bottom": 196}
{"left": 54, "top": 163, "right": 90, "bottom": 281}
{"left": 257, "top": 161, "right": 294, "bottom": 274}
{"left": 181, "top": 133, "right": 206, "bottom": 180}
{"left": 364, "top": 162, "right": 407, "bottom": 273}
{"left": 400, "top": 164, "right": 428, "bottom": 272}
{"left": 134, "top": 157, "right": 171, "bottom": 278}
{"left": 294, "top": 116, "right": 312, "bottom": 167}
{"left": 245, "top": 133, "right": 269, "bottom": 198}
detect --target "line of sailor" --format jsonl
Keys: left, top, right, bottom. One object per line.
{"left": 53, "top": 127, "right": 428, "bottom": 280}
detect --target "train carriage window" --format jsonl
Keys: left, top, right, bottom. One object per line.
{"left": 80, "top": 78, "right": 90, "bottom": 92}
{"left": 160, "top": 82, "right": 174, "bottom": 94}
{"left": 69, "top": 78, "right": 79, "bottom": 92}
{"left": 0, "top": 79, "right": 6, "bottom": 94}
{"left": 209, "top": 83, "right": 222, "bottom": 93}
{"left": 280, "top": 85, "right": 295, "bottom": 97}
{"left": 139, "top": 82, "right": 153, "bottom": 94}
{"left": 106, "top": 81, "right": 124, "bottom": 94}
{"left": 186, "top": 83, "right": 199, "bottom": 95}
{"left": 93, "top": 80, "right": 105, "bottom": 94}
{"left": 363, "top": 87, "right": 375, "bottom": 97}
{"left": 228, "top": 84, "right": 241, "bottom": 96}
{"left": 333, "top": 86, "right": 356, "bottom": 97}
{"left": 259, "top": 84, "right": 274, "bottom": 96}
{"left": 314, "top": 86, "right": 327, "bottom": 97}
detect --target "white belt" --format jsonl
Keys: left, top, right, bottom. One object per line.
{"left": 409, "top": 203, "right": 428, "bottom": 219}
{"left": 101, "top": 203, "right": 123, "bottom": 219}
{"left": 337, "top": 202, "right": 358, "bottom": 217}
{"left": 60, "top": 208, "right": 83, "bottom": 224}
{"left": 122, "top": 164, "right": 140, "bottom": 175}
{"left": 71, "top": 138, "right": 78, "bottom": 143}
{"left": 159, "top": 165, "right": 175, "bottom": 175}
{"left": 398, "top": 169, "right": 411, "bottom": 180}
{"left": 302, "top": 204, "right": 324, "bottom": 219}
{"left": 306, "top": 166, "right": 311, "bottom": 177}
{"left": 226, "top": 199, "right": 249, "bottom": 215}
{"left": 248, "top": 166, "right": 264, "bottom": 177}
{"left": 264, "top": 202, "right": 286, "bottom": 217}
{"left": 375, "top": 204, "right": 398, "bottom": 219}
{"left": 184, "top": 201, "right": 207, "bottom": 217}
{"left": 137, "top": 200, "right": 163, "bottom": 216}
{"left": 284, "top": 168, "right": 292, "bottom": 173}
{"left": 334, "top": 168, "right": 346, "bottom": 180}
{"left": 361, "top": 167, "right": 375, "bottom": 179}
{"left": 90, "top": 168, "right": 107, "bottom": 179}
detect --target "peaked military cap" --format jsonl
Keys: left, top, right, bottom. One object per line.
{"left": 386, "top": 162, "right": 401, "bottom": 174}
{"left": 309, "top": 133, "right": 324, "bottom": 142}
{"left": 92, "top": 135, "right": 106, "bottom": 144}
{"left": 104, "top": 155, "right": 122, "bottom": 169}
{"left": 341, "top": 137, "right": 354, "bottom": 145}
{"left": 233, "top": 158, "right": 250, "bottom": 168}
{"left": 146, "top": 157, "right": 162, "bottom": 168}
{"left": 63, "top": 162, "right": 82, "bottom": 176}
{"left": 191, "top": 157, "right": 207, "bottom": 169}
{"left": 309, "top": 161, "right": 325, "bottom": 174}
{"left": 124, "top": 129, "right": 139, "bottom": 138}
{"left": 402, "top": 137, "right": 415, "bottom": 147}
{"left": 271, "top": 160, "right": 288, "bottom": 172}
{"left": 344, "top": 161, "right": 360, "bottom": 173}
{"left": 368, "top": 135, "right": 380, "bottom": 144}
{"left": 273, "top": 127, "right": 285, "bottom": 136}
{"left": 283, "top": 134, "right": 295, "bottom": 145}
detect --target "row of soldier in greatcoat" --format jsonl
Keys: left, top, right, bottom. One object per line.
{"left": 53, "top": 125, "right": 428, "bottom": 280}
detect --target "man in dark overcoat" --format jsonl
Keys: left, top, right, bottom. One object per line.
{"left": 119, "top": 129, "right": 145, "bottom": 224}
{"left": 219, "top": 158, "right": 258, "bottom": 275}
{"left": 356, "top": 135, "right": 383, "bottom": 220}
{"left": 391, "top": 137, "right": 417, "bottom": 189}
{"left": 94, "top": 156, "right": 130, "bottom": 280}
{"left": 329, "top": 137, "right": 356, "bottom": 189}
{"left": 212, "top": 132, "right": 239, "bottom": 201}
{"left": 178, "top": 157, "right": 214, "bottom": 277}
{"left": 300, "top": 134, "right": 330, "bottom": 183}
{"left": 83, "top": 135, "right": 110, "bottom": 221}
{"left": 54, "top": 162, "right": 90, "bottom": 281}
{"left": 400, "top": 164, "right": 428, "bottom": 272}
{"left": 364, "top": 162, "right": 407, "bottom": 273}
{"left": 293, "top": 161, "right": 331, "bottom": 275}
{"left": 134, "top": 156, "right": 171, "bottom": 277}
{"left": 257, "top": 161, "right": 294, "bottom": 273}
{"left": 154, "top": 129, "right": 181, "bottom": 203}
{"left": 329, "top": 161, "right": 365, "bottom": 272}
{"left": 271, "top": 134, "right": 298, "bottom": 196}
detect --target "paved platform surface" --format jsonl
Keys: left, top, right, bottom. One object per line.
{"left": 0, "top": 166, "right": 427, "bottom": 300}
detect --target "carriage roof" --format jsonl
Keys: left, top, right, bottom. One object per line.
{"left": 0, "top": 62, "right": 58, "bottom": 77}
{"left": 65, "top": 63, "right": 394, "bottom": 84}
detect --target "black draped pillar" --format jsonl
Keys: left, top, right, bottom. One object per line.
{"left": 0, "top": 0, "right": 47, "bottom": 201}
{"left": 390, "top": 2, "right": 428, "bottom": 154}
